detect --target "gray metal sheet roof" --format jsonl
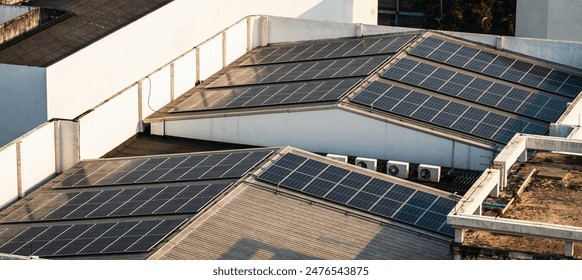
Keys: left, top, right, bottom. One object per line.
{"left": 151, "top": 185, "right": 453, "bottom": 260}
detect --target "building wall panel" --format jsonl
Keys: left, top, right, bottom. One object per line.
{"left": 164, "top": 109, "right": 493, "bottom": 170}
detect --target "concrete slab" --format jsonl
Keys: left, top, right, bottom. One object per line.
{"left": 537, "top": 167, "right": 569, "bottom": 180}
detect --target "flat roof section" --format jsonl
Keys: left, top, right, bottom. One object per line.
{"left": 463, "top": 151, "right": 582, "bottom": 258}
{"left": 0, "top": 0, "right": 172, "bottom": 66}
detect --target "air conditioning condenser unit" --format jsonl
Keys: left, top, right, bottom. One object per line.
{"left": 418, "top": 164, "right": 441, "bottom": 183}
{"left": 326, "top": 154, "right": 348, "bottom": 163}
{"left": 355, "top": 157, "right": 377, "bottom": 171}
{"left": 386, "top": 160, "right": 409, "bottom": 179}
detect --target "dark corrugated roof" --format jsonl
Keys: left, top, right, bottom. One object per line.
{"left": 0, "top": 0, "right": 172, "bottom": 66}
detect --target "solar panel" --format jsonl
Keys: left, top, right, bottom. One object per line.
{"left": 2, "top": 180, "right": 234, "bottom": 223}
{"left": 351, "top": 81, "right": 548, "bottom": 144}
{"left": 0, "top": 218, "right": 186, "bottom": 257}
{"left": 169, "top": 78, "right": 362, "bottom": 113}
{"left": 208, "top": 56, "right": 389, "bottom": 88}
{"left": 409, "top": 36, "right": 582, "bottom": 98}
{"left": 382, "top": 58, "right": 568, "bottom": 123}
{"left": 241, "top": 34, "right": 417, "bottom": 66}
{"left": 52, "top": 150, "right": 273, "bottom": 188}
{"left": 256, "top": 152, "right": 456, "bottom": 237}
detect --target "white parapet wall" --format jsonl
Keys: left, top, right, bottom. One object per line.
{"left": 19, "top": 122, "right": 56, "bottom": 194}
{"left": 79, "top": 85, "right": 139, "bottom": 160}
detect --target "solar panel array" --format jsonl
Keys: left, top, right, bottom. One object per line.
{"left": 241, "top": 34, "right": 417, "bottom": 66}
{"left": 207, "top": 56, "right": 389, "bottom": 88}
{"left": 170, "top": 34, "right": 417, "bottom": 114}
{"left": 52, "top": 150, "right": 273, "bottom": 188}
{"left": 2, "top": 181, "right": 234, "bottom": 223}
{"left": 382, "top": 58, "right": 568, "bottom": 122}
{"left": 410, "top": 36, "right": 582, "bottom": 98}
{"left": 257, "top": 153, "right": 456, "bottom": 237}
{"left": 0, "top": 219, "right": 186, "bottom": 257}
{"left": 351, "top": 81, "right": 548, "bottom": 144}
{"left": 0, "top": 149, "right": 274, "bottom": 258}
{"left": 170, "top": 78, "right": 362, "bottom": 112}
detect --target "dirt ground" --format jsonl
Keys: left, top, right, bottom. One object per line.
{"left": 464, "top": 151, "right": 582, "bottom": 258}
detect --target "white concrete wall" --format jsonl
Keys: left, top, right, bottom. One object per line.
{"left": 268, "top": 16, "right": 360, "bottom": 44}
{"left": 500, "top": 37, "right": 582, "bottom": 70}
{"left": 0, "top": 144, "right": 18, "bottom": 209}
{"left": 350, "top": 0, "right": 378, "bottom": 24}
{"left": 44, "top": 0, "right": 376, "bottom": 121}
{"left": 547, "top": 0, "right": 582, "bottom": 42}
{"left": 516, "top": 0, "right": 549, "bottom": 39}
{"left": 161, "top": 109, "right": 494, "bottom": 170}
{"left": 0, "top": 64, "right": 46, "bottom": 146}
{"left": 78, "top": 86, "right": 139, "bottom": 160}
{"left": 19, "top": 122, "right": 55, "bottom": 194}
{"left": 517, "top": 0, "right": 582, "bottom": 43}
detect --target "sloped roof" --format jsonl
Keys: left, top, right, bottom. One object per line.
{"left": 0, "top": 148, "right": 274, "bottom": 259}
{"left": 0, "top": 146, "right": 458, "bottom": 259}
{"left": 149, "top": 31, "right": 582, "bottom": 146}
{"left": 151, "top": 184, "right": 452, "bottom": 260}
{"left": 0, "top": 0, "right": 172, "bottom": 66}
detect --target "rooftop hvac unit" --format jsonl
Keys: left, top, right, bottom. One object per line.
{"left": 326, "top": 154, "right": 348, "bottom": 163}
{"left": 418, "top": 164, "right": 441, "bottom": 183}
{"left": 387, "top": 160, "right": 409, "bottom": 179}
{"left": 355, "top": 157, "right": 377, "bottom": 171}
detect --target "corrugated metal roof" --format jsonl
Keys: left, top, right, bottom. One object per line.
{"left": 151, "top": 184, "right": 452, "bottom": 260}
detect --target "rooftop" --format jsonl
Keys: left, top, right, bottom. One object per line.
{"left": 0, "top": 143, "right": 458, "bottom": 259}
{"left": 151, "top": 183, "right": 452, "bottom": 260}
{"left": 0, "top": 0, "right": 172, "bottom": 66}
{"left": 148, "top": 31, "right": 582, "bottom": 147}
{"left": 463, "top": 151, "right": 582, "bottom": 258}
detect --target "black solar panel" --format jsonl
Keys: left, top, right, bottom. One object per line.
{"left": 52, "top": 150, "right": 273, "bottom": 188}
{"left": 2, "top": 180, "right": 235, "bottom": 223}
{"left": 241, "top": 34, "right": 417, "bottom": 66}
{"left": 170, "top": 78, "right": 362, "bottom": 113}
{"left": 409, "top": 36, "right": 582, "bottom": 98}
{"left": 0, "top": 218, "right": 186, "bottom": 257}
{"left": 208, "top": 56, "right": 389, "bottom": 88}
{"left": 351, "top": 81, "right": 548, "bottom": 144}
{"left": 256, "top": 153, "right": 456, "bottom": 237}
{"left": 382, "top": 58, "right": 568, "bottom": 123}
